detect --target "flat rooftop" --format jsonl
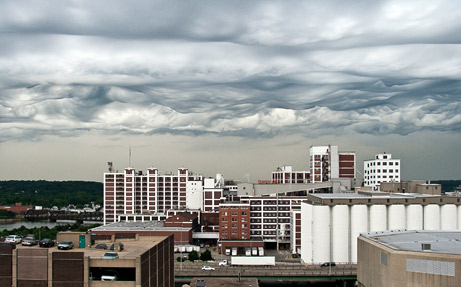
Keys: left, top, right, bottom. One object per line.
{"left": 90, "top": 220, "right": 190, "bottom": 232}
{"left": 362, "top": 230, "right": 461, "bottom": 255}
{"left": 311, "top": 193, "right": 439, "bottom": 199}
{"left": 14, "top": 238, "right": 168, "bottom": 258}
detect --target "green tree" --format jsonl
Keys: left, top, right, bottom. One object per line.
{"left": 200, "top": 249, "right": 212, "bottom": 261}
{"left": 188, "top": 250, "right": 199, "bottom": 262}
{"left": 0, "top": 210, "right": 15, "bottom": 218}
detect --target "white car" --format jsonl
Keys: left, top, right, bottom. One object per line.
{"left": 201, "top": 266, "right": 215, "bottom": 271}
{"left": 219, "top": 260, "right": 228, "bottom": 266}
{"left": 5, "top": 235, "right": 22, "bottom": 244}
{"left": 101, "top": 270, "right": 119, "bottom": 281}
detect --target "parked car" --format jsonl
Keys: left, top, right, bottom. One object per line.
{"left": 58, "top": 241, "right": 74, "bottom": 250}
{"left": 0, "top": 242, "right": 16, "bottom": 249}
{"left": 101, "top": 270, "right": 119, "bottom": 281}
{"left": 321, "top": 262, "right": 336, "bottom": 267}
{"left": 95, "top": 243, "right": 108, "bottom": 250}
{"left": 201, "top": 266, "right": 215, "bottom": 271}
{"left": 5, "top": 235, "right": 22, "bottom": 244}
{"left": 22, "top": 237, "right": 38, "bottom": 246}
{"left": 219, "top": 260, "right": 228, "bottom": 266}
{"left": 102, "top": 252, "right": 119, "bottom": 259}
{"left": 39, "top": 238, "right": 55, "bottom": 248}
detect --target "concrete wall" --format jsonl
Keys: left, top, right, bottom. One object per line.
{"left": 17, "top": 248, "right": 48, "bottom": 287}
{"left": 140, "top": 235, "right": 174, "bottom": 287}
{"left": 52, "top": 252, "right": 84, "bottom": 287}
{"left": 0, "top": 245, "right": 13, "bottom": 287}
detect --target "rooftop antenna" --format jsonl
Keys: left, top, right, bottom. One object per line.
{"left": 107, "top": 162, "right": 113, "bottom": 173}
{"left": 129, "top": 146, "right": 132, "bottom": 167}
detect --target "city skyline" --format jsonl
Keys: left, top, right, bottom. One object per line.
{"left": 0, "top": 1, "right": 460, "bottom": 182}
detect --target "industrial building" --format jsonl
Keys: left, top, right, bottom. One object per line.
{"left": 0, "top": 234, "right": 174, "bottom": 287}
{"left": 357, "top": 230, "right": 461, "bottom": 287}
{"left": 300, "top": 193, "right": 461, "bottom": 265}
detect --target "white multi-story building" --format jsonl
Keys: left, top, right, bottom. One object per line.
{"left": 364, "top": 153, "right": 401, "bottom": 190}
{"left": 103, "top": 167, "right": 203, "bottom": 225}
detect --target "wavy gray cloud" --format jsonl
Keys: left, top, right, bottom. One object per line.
{"left": 0, "top": 0, "right": 460, "bottom": 143}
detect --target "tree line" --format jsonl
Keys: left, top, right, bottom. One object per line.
{"left": 0, "top": 180, "right": 102, "bottom": 208}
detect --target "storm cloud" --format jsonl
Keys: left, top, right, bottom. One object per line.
{"left": 1, "top": 0, "right": 460, "bottom": 143}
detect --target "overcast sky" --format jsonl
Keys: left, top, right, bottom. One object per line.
{"left": 0, "top": 0, "right": 460, "bottom": 182}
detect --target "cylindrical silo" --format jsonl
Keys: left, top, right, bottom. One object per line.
{"left": 332, "top": 205, "right": 349, "bottom": 263}
{"left": 312, "top": 205, "right": 331, "bottom": 264}
{"left": 350, "top": 205, "right": 368, "bottom": 263}
{"left": 388, "top": 205, "right": 405, "bottom": 230}
{"left": 300, "top": 203, "right": 313, "bottom": 264}
{"left": 424, "top": 204, "right": 440, "bottom": 230}
{"left": 369, "top": 205, "right": 387, "bottom": 232}
{"left": 440, "top": 204, "right": 457, "bottom": 230}
{"left": 458, "top": 206, "right": 461, "bottom": 230}
{"left": 406, "top": 204, "right": 423, "bottom": 230}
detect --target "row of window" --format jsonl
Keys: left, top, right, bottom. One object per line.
{"left": 366, "top": 169, "right": 399, "bottom": 174}
{"left": 366, "top": 161, "right": 399, "bottom": 167}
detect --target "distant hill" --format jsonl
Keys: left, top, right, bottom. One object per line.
{"left": 0, "top": 180, "right": 102, "bottom": 208}
{"left": 431, "top": 180, "right": 461, "bottom": 194}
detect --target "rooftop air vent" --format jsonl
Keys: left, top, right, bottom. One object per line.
{"left": 422, "top": 243, "right": 431, "bottom": 251}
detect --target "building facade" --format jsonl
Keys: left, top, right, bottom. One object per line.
{"left": 309, "top": 145, "right": 356, "bottom": 183}
{"left": 103, "top": 167, "right": 203, "bottom": 224}
{"left": 364, "top": 153, "right": 401, "bottom": 190}
{"left": 270, "top": 165, "right": 310, "bottom": 184}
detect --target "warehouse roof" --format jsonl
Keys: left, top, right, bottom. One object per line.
{"left": 362, "top": 230, "right": 461, "bottom": 255}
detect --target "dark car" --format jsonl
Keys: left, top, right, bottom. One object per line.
{"left": 95, "top": 243, "right": 108, "bottom": 250}
{"left": 321, "top": 262, "right": 336, "bottom": 267}
{"left": 58, "top": 241, "right": 74, "bottom": 250}
{"left": 39, "top": 238, "right": 55, "bottom": 248}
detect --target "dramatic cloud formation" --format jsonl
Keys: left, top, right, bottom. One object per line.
{"left": 0, "top": 0, "right": 460, "bottom": 180}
